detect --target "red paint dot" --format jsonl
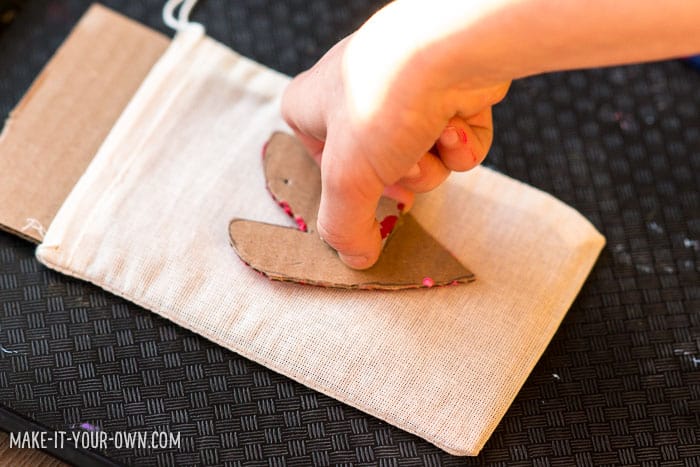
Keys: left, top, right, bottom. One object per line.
{"left": 397, "top": 202, "right": 405, "bottom": 212}
{"left": 422, "top": 277, "right": 435, "bottom": 287}
{"left": 275, "top": 199, "right": 308, "bottom": 233}
{"left": 278, "top": 201, "right": 293, "bottom": 217}
{"left": 379, "top": 215, "right": 398, "bottom": 239}
{"left": 294, "top": 216, "right": 308, "bottom": 232}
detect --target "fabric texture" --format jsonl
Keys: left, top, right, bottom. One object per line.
{"left": 35, "top": 26, "right": 605, "bottom": 455}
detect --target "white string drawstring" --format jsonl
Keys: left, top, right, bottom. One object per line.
{"left": 163, "top": 0, "right": 201, "bottom": 31}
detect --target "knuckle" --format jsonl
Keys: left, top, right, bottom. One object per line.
{"left": 316, "top": 218, "right": 369, "bottom": 258}
{"left": 316, "top": 220, "right": 349, "bottom": 250}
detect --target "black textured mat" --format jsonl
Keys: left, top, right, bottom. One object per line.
{"left": 1, "top": 1, "right": 699, "bottom": 466}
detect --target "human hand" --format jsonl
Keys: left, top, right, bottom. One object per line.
{"left": 282, "top": 29, "right": 509, "bottom": 270}
{"left": 281, "top": 0, "right": 700, "bottom": 270}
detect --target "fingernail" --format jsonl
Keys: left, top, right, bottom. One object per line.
{"left": 339, "top": 253, "right": 371, "bottom": 270}
{"left": 440, "top": 126, "right": 467, "bottom": 146}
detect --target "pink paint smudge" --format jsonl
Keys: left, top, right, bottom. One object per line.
{"left": 69, "top": 422, "right": 100, "bottom": 432}
{"left": 422, "top": 277, "right": 435, "bottom": 288}
{"left": 379, "top": 215, "right": 398, "bottom": 239}
{"left": 294, "top": 216, "right": 308, "bottom": 232}
{"left": 278, "top": 200, "right": 294, "bottom": 217}
{"left": 81, "top": 423, "right": 99, "bottom": 432}
{"left": 456, "top": 127, "right": 468, "bottom": 144}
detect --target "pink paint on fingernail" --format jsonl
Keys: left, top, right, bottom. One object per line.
{"left": 379, "top": 215, "right": 398, "bottom": 239}
{"left": 422, "top": 277, "right": 435, "bottom": 288}
{"left": 456, "top": 127, "right": 468, "bottom": 144}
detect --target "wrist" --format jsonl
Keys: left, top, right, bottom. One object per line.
{"left": 348, "top": 0, "right": 528, "bottom": 90}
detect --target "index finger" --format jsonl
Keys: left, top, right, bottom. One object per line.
{"left": 316, "top": 132, "right": 386, "bottom": 269}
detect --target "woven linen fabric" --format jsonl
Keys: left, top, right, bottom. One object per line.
{"left": 34, "top": 24, "right": 604, "bottom": 456}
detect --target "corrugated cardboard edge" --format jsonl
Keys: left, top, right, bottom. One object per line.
{"left": 0, "top": 4, "right": 169, "bottom": 243}
{"left": 230, "top": 218, "right": 475, "bottom": 289}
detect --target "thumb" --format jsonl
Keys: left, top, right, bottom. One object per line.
{"left": 316, "top": 133, "right": 385, "bottom": 270}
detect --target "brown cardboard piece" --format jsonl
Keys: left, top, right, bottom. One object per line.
{"left": 264, "top": 131, "right": 404, "bottom": 245}
{"left": 229, "top": 132, "right": 475, "bottom": 290}
{"left": 0, "top": 4, "right": 169, "bottom": 243}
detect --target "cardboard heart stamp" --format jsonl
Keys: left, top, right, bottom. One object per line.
{"left": 229, "top": 132, "right": 475, "bottom": 290}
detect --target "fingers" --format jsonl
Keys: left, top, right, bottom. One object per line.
{"left": 382, "top": 184, "right": 415, "bottom": 211}
{"left": 461, "top": 107, "right": 495, "bottom": 167}
{"left": 281, "top": 39, "right": 353, "bottom": 163}
{"left": 283, "top": 51, "right": 506, "bottom": 270}
{"left": 394, "top": 107, "right": 494, "bottom": 194}
{"left": 316, "top": 133, "right": 386, "bottom": 270}
{"left": 397, "top": 151, "right": 450, "bottom": 193}
{"left": 282, "top": 70, "right": 326, "bottom": 145}
{"left": 310, "top": 109, "right": 494, "bottom": 271}
{"left": 436, "top": 110, "right": 493, "bottom": 172}
{"left": 431, "top": 80, "right": 507, "bottom": 172}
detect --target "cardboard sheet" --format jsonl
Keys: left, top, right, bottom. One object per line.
{"left": 0, "top": 4, "right": 168, "bottom": 243}
{"left": 230, "top": 132, "right": 475, "bottom": 289}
